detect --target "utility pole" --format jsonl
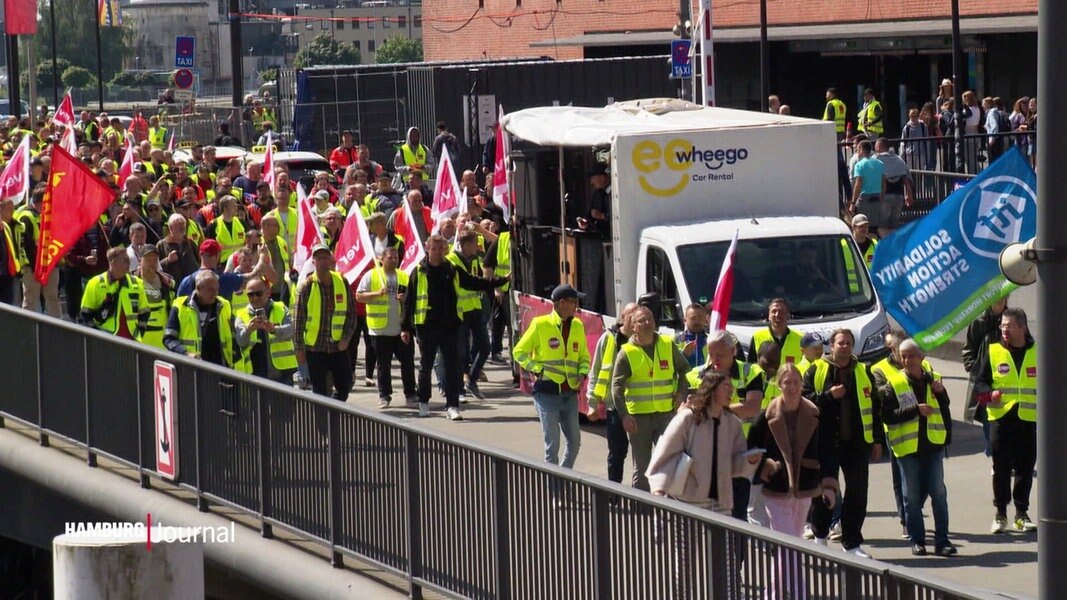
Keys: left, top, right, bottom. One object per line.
{"left": 759, "top": 0, "right": 769, "bottom": 112}
{"left": 950, "top": 0, "right": 964, "bottom": 172}
{"left": 698, "top": 0, "right": 714, "bottom": 105}
{"left": 677, "top": 0, "right": 691, "bottom": 101}
{"left": 1037, "top": 1, "right": 1067, "bottom": 599}
{"left": 229, "top": 0, "right": 244, "bottom": 108}
{"left": 49, "top": 0, "right": 59, "bottom": 109}
{"left": 6, "top": 34, "right": 20, "bottom": 119}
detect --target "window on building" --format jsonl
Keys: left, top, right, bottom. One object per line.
{"left": 398, "top": 15, "right": 407, "bottom": 28}
{"left": 414, "top": 15, "right": 422, "bottom": 28}
{"left": 368, "top": 17, "right": 375, "bottom": 29}
{"left": 382, "top": 16, "right": 390, "bottom": 29}
{"left": 353, "top": 18, "right": 359, "bottom": 29}
{"left": 336, "top": 19, "right": 344, "bottom": 30}
{"left": 353, "top": 40, "right": 361, "bottom": 52}
{"left": 368, "top": 39, "right": 376, "bottom": 52}
{"left": 320, "top": 18, "right": 328, "bottom": 30}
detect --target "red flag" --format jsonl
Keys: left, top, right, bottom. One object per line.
{"left": 0, "top": 135, "right": 31, "bottom": 205}
{"left": 5, "top": 0, "right": 36, "bottom": 35}
{"left": 334, "top": 205, "right": 376, "bottom": 283}
{"left": 293, "top": 184, "right": 323, "bottom": 279}
{"left": 52, "top": 90, "right": 76, "bottom": 130}
{"left": 431, "top": 146, "right": 463, "bottom": 230}
{"left": 492, "top": 105, "right": 511, "bottom": 220}
{"left": 35, "top": 147, "right": 117, "bottom": 284}
{"left": 393, "top": 201, "right": 427, "bottom": 274}
{"left": 117, "top": 138, "right": 135, "bottom": 188}
{"left": 708, "top": 229, "right": 739, "bottom": 332}
{"left": 262, "top": 132, "right": 275, "bottom": 190}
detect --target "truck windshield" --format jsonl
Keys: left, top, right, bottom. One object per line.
{"left": 677, "top": 235, "right": 877, "bottom": 323}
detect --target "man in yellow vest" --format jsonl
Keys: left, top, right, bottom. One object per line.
{"left": 0, "top": 198, "right": 20, "bottom": 305}
{"left": 148, "top": 115, "right": 168, "bottom": 150}
{"left": 585, "top": 302, "right": 638, "bottom": 483}
{"left": 235, "top": 277, "right": 296, "bottom": 385}
{"left": 746, "top": 298, "right": 804, "bottom": 365}
{"left": 483, "top": 227, "right": 511, "bottom": 364}
{"left": 79, "top": 247, "right": 149, "bottom": 340}
{"left": 823, "top": 87, "right": 848, "bottom": 140}
{"left": 163, "top": 270, "right": 248, "bottom": 373}
{"left": 447, "top": 231, "right": 492, "bottom": 400}
{"left": 610, "top": 305, "right": 691, "bottom": 491}
{"left": 851, "top": 213, "right": 878, "bottom": 266}
{"left": 401, "top": 235, "right": 507, "bottom": 421}
{"left": 393, "top": 126, "right": 435, "bottom": 184}
{"left": 513, "top": 284, "right": 592, "bottom": 469}
{"left": 205, "top": 195, "right": 246, "bottom": 264}
{"left": 16, "top": 188, "right": 62, "bottom": 317}
{"left": 356, "top": 246, "right": 417, "bottom": 409}
{"left": 293, "top": 244, "right": 358, "bottom": 403}
{"left": 876, "top": 338, "right": 956, "bottom": 557}
{"left": 977, "top": 307, "right": 1037, "bottom": 534}
{"left": 802, "top": 328, "right": 883, "bottom": 558}
{"left": 857, "top": 88, "right": 884, "bottom": 137}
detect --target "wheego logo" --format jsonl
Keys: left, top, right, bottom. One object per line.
{"left": 632, "top": 139, "right": 750, "bottom": 197}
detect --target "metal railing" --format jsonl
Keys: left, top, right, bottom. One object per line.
{"left": 840, "top": 131, "right": 1035, "bottom": 177}
{"left": 0, "top": 303, "right": 1012, "bottom": 600}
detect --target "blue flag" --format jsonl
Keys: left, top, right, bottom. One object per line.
{"left": 869, "top": 147, "right": 1036, "bottom": 350}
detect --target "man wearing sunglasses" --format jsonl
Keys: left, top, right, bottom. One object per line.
{"left": 235, "top": 277, "right": 296, "bottom": 385}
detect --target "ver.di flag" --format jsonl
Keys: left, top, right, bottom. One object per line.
{"left": 708, "top": 228, "right": 739, "bottom": 332}
{"left": 52, "top": 90, "right": 76, "bottom": 130}
{"left": 333, "top": 206, "right": 376, "bottom": 284}
{"left": 35, "top": 146, "right": 117, "bottom": 284}
{"left": 117, "top": 138, "right": 136, "bottom": 188}
{"left": 431, "top": 145, "right": 463, "bottom": 232}
{"left": 0, "top": 135, "right": 32, "bottom": 205}
{"left": 293, "top": 183, "right": 323, "bottom": 280}
{"left": 491, "top": 105, "right": 512, "bottom": 220}
{"left": 393, "top": 200, "right": 427, "bottom": 274}
{"left": 870, "top": 147, "right": 1037, "bottom": 350}
{"left": 262, "top": 131, "right": 275, "bottom": 190}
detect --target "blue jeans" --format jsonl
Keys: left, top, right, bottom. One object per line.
{"left": 533, "top": 391, "right": 581, "bottom": 468}
{"left": 897, "top": 449, "right": 950, "bottom": 546}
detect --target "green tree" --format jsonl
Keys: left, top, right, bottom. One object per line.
{"left": 375, "top": 37, "right": 423, "bottom": 64}
{"left": 259, "top": 68, "right": 278, "bottom": 84}
{"left": 33, "top": 0, "right": 133, "bottom": 83}
{"left": 61, "top": 66, "right": 96, "bottom": 89}
{"left": 293, "top": 33, "right": 361, "bottom": 68}
{"left": 20, "top": 57, "right": 72, "bottom": 91}
{"left": 110, "top": 71, "right": 156, "bottom": 87}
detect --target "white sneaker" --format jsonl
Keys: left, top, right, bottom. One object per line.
{"left": 802, "top": 524, "right": 815, "bottom": 540}
{"left": 446, "top": 407, "right": 464, "bottom": 421}
{"left": 418, "top": 403, "right": 430, "bottom": 418}
{"left": 829, "top": 522, "right": 843, "bottom": 541}
{"left": 845, "top": 545, "right": 872, "bottom": 559}
{"left": 814, "top": 537, "right": 828, "bottom": 546}
{"left": 378, "top": 397, "right": 390, "bottom": 409}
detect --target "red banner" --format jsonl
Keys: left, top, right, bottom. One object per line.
{"left": 35, "top": 147, "right": 117, "bottom": 284}
{"left": 334, "top": 205, "right": 375, "bottom": 284}
{"left": 393, "top": 202, "right": 426, "bottom": 274}
{"left": 4, "top": 0, "right": 36, "bottom": 35}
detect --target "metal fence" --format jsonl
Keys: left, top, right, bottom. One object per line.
{"left": 0, "top": 303, "right": 1012, "bottom": 600}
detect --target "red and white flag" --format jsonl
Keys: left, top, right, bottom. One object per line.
{"left": 0, "top": 134, "right": 31, "bottom": 205}
{"left": 333, "top": 203, "right": 376, "bottom": 284}
{"left": 167, "top": 131, "right": 175, "bottom": 153}
{"left": 393, "top": 201, "right": 427, "bottom": 274}
{"left": 708, "top": 229, "right": 739, "bottom": 332}
{"left": 431, "top": 145, "right": 463, "bottom": 232}
{"left": 117, "top": 138, "right": 135, "bottom": 188}
{"left": 491, "top": 105, "right": 511, "bottom": 220}
{"left": 293, "top": 183, "right": 323, "bottom": 280}
{"left": 52, "top": 89, "right": 75, "bottom": 130}
{"left": 262, "top": 131, "right": 275, "bottom": 190}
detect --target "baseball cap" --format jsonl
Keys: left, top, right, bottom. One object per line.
{"left": 550, "top": 284, "right": 586, "bottom": 302}
{"left": 199, "top": 239, "right": 222, "bottom": 255}
{"left": 851, "top": 213, "right": 869, "bottom": 227}
{"left": 140, "top": 245, "right": 160, "bottom": 258}
{"left": 800, "top": 332, "right": 824, "bottom": 348}
{"left": 311, "top": 243, "right": 331, "bottom": 257}
{"left": 314, "top": 190, "right": 330, "bottom": 201}
{"left": 175, "top": 199, "right": 194, "bottom": 209}
{"left": 941, "top": 78, "right": 953, "bottom": 86}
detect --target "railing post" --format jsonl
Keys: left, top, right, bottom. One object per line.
{"left": 194, "top": 370, "right": 208, "bottom": 512}
{"left": 591, "top": 488, "right": 612, "bottom": 599}
{"left": 707, "top": 525, "right": 728, "bottom": 599}
{"left": 405, "top": 430, "right": 423, "bottom": 600}
{"left": 36, "top": 325, "right": 48, "bottom": 448}
{"left": 256, "top": 389, "right": 273, "bottom": 539}
{"left": 328, "top": 406, "right": 343, "bottom": 568}
{"left": 136, "top": 356, "right": 150, "bottom": 489}
{"left": 83, "top": 338, "right": 96, "bottom": 467}
{"left": 841, "top": 565, "right": 862, "bottom": 600}
{"left": 492, "top": 457, "right": 511, "bottom": 600}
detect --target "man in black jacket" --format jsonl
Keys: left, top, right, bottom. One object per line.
{"left": 803, "top": 328, "right": 884, "bottom": 559}
{"left": 961, "top": 295, "right": 1009, "bottom": 456}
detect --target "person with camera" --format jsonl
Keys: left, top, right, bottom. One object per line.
{"left": 235, "top": 277, "right": 296, "bottom": 385}
{"left": 164, "top": 269, "right": 248, "bottom": 372}
{"left": 80, "top": 247, "right": 149, "bottom": 341}
{"left": 356, "top": 245, "right": 416, "bottom": 409}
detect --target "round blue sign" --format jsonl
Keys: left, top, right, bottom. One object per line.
{"left": 173, "top": 68, "right": 194, "bottom": 90}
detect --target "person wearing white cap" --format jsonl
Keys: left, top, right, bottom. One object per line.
{"left": 851, "top": 214, "right": 878, "bottom": 267}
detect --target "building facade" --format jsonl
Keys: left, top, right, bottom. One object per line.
{"left": 294, "top": 3, "right": 423, "bottom": 65}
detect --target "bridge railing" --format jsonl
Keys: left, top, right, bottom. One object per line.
{"left": 0, "top": 304, "right": 1012, "bottom": 600}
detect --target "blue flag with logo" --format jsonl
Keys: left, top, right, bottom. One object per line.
{"left": 869, "top": 147, "right": 1036, "bottom": 350}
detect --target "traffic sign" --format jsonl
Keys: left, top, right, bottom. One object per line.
{"left": 175, "top": 35, "right": 195, "bottom": 68}
{"left": 174, "top": 89, "right": 195, "bottom": 102}
{"left": 670, "top": 39, "right": 693, "bottom": 79}
{"left": 154, "top": 361, "right": 178, "bottom": 481}
{"left": 173, "top": 68, "right": 194, "bottom": 90}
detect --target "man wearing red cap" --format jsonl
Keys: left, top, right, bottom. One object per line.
{"left": 176, "top": 238, "right": 274, "bottom": 301}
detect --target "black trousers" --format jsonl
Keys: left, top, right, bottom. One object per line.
{"left": 490, "top": 293, "right": 510, "bottom": 355}
{"left": 812, "top": 440, "right": 870, "bottom": 549}
{"left": 346, "top": 315, "right": 376, "bottom": 379}
{"left": 0, "top": 275, "right": 15, "bottom": 305}
{"left": 732, "top": 478, "right": 751, "bottom": 521}
{"left": 62, "top": 268, "right": 84, "bottom": 321}
{"left": 307, "top": 350, "right": 353, "bottom": 402}
{"left": 605, "top": 410, "right": 629, "bottom": 484}
{"left": 373, "top": 334, "right": 416, "bottom": 398}
{"left": 990, "top": 411, "right": 1037, "bottom": 514}
{"left": 416, "top": 325, "right": 461, "bottom": 408}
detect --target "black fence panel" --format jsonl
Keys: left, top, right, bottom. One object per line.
{"left": 37, "top": 322, "right": 87, "bottom": 443}
{"left": 0, "top": 308, "right": 39, "bottom": 424}
{"left": 86, "top": 335, "right": 140, "bottom": 463}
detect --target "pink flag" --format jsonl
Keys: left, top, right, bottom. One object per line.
{"left": 60, "top": 126, "right": 78, "bottom": 156}
{"left": 262, "top": 132, "right": 275, "bottom": 190}
{"left": 0, "top": 135, "right": 31, "bottom": 205}
{"left": 393, "top": 201, "right": 427, "bottom": 274}
{"left": 117, "top": 138, "right": 135, "bottom": 189}
{"left": 431, "top": 145, "right": 463, "bottom": 231}
{"left": 708, "top": 229, "right": 739, "bottom": 332}
{"left": 333, "top": 203, "right": 376, "bottom": 284}
{"left": 491, "top": 105, "right": 511, "bottom": 220}
{"left": 167, "top": 131, "right": 175, "bottom": 153}
{"left": 52, "top": 89, "right": 75, "bottom": 130}
{"left": 293, "top": 184, "right": 323, "bottom": 279}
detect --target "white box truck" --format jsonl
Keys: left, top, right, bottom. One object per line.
{"left": 503, "top": 99, "right": 890, "bottom": 366}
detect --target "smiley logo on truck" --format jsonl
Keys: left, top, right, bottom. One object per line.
{"left": 632, "top": 139, "right": 691, "bottom": 197}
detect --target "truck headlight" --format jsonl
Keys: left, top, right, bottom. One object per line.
{"left": 861, "top": 324, "right": 890, "bottom": 356}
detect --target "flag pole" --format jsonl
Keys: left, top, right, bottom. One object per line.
{"left": 93, "top": 1, "right": 104, "bottom": 111}
{"left": 49, "top": 0, "right": 59, "bottom": 109}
